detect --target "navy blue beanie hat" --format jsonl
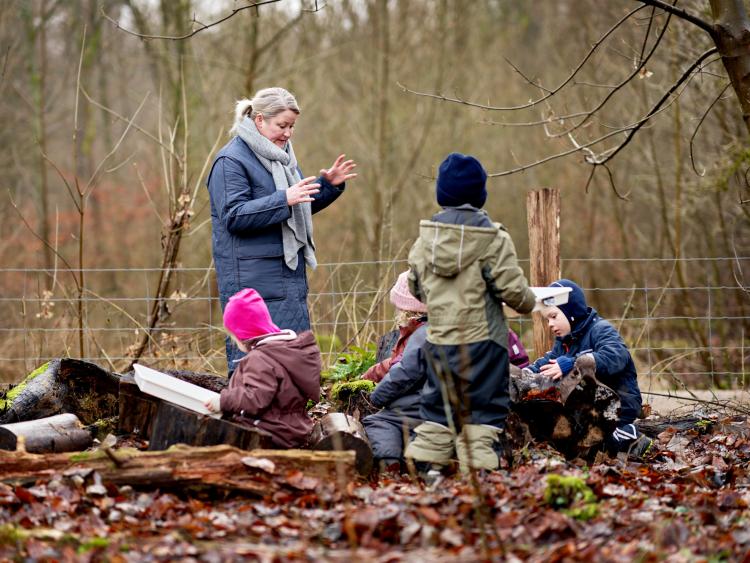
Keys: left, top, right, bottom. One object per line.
{"left": 550, "top": 279, "right": 589, "bottom": 327}
{"left": 436, "top": 153, "right": 488, "bottom": 208}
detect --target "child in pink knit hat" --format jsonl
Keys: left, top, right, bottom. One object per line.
{"left": 205, "top": 288, "right": 322, "bottom": 448}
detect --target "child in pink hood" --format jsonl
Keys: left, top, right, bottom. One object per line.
{"left": 205, "top": 288, "right": 322, "bottom": 448}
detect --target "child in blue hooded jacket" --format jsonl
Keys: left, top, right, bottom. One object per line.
{"left": 528, "top": 279, "right": 653, "bottom": 458}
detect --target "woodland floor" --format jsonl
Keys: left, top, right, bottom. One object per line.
{"left": 0, "top": 412, "right": 749, "bottom": 562}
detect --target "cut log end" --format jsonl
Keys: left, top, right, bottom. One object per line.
{"left": 310, "top": 413, "right": 373, "bottom": 476}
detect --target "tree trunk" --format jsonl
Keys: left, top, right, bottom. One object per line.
{"left": 148, "top": 401, "right": 273, "bottom": 451}
{"left": 0, "top": 413, "right": 92, "bottom": 453}
{"left": 310, "top": 413, "right": 373, "bottom": 476}
{"left": 0, "top": 445, "right": 358, "bottom": 494}
{"left": 710, "top": 0, "right": 750, "bottom": 135}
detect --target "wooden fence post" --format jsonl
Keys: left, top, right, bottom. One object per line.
{"left": 526, "top": 188, "right": 561, "bottom": 358}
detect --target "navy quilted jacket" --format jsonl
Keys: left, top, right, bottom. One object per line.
{"left": 207, "top": 136, "right": 345, "bottom": 336}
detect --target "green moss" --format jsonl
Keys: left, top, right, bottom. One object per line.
{"left": 0, "top": 524, "right": 22, "bottom": 546}
{"left": 77, "top": 537, "right": 109, "bottom": 553}
{"left": 0, "top": 361, "right": 50, "bottom": 410}
{"left": 69, "top": 450, "right": 108, "bottom": 463}
{"left": 544, "top": 474, "right": 598, "bottom": 521}
{"left": 330, "top": 379, "right": 376, "bottom": 400}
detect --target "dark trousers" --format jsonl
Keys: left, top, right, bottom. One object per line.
{"left": 363, "top": 409, "right": 422, "bottom": 461}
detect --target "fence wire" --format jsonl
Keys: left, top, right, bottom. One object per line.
{"left": 1, "top": 257, "right": 748, "bottom": 388}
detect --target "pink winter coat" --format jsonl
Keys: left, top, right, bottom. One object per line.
{"left": 220, "top": 330, "right": 321, "bottom": 448}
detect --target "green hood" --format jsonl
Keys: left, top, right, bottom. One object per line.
{"left": 418, "top": 220, "right": 500, "bottom": 277}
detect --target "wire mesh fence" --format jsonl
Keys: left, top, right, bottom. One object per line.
{"left": 1, "top": 256, "right": 748, "bottom": 388}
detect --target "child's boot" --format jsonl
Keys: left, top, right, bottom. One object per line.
{"left": 405, "top": 421, "right": 455, "bottom": 477}
{"left": 455, "top": 424, "right": 504, "bottom": 472}
{"left": 607, "top": 423, "right": 655, "bottom": 460}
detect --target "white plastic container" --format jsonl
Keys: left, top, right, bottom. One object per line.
{"left": 133, "top": 363, "right": 222, "bottom": 418}
{"left": 530, "top": 286, "right": 573, "bottom": 312}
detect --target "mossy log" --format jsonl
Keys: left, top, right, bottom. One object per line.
{"left": 0, "top": 413, "right": 92, "bottom": 453}
{"left": 509, "top": 357, "right": 621, "bottom": 459}
{"left": 0, "top": 445, "right": 358, "bottom": 493}
{"left": 0, "top": 359, "right": 120, "bottom": 426}
{"left": 149, "top": 401, "right": 273, "bottom": 451}
{"left": 310, "top": 413, "right": 373, "bottom": 476}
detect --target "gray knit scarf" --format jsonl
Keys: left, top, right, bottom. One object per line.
{"left": 236, "top": 117, "right": 316, "bottom": 271}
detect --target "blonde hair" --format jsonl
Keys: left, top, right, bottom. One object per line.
{"left": 395, "top": 309, "right": 425, "bottom": 328}
{"left": 230, "top": 87, "right": 300, "bottom": 135}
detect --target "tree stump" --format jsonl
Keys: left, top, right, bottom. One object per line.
{"left": 310, "top": 413, "right": 373, "bottom": 476}
{"left": 0, "top": 413, "right": 92, "bottom": 453}
{"left": 509, "top": 356, "right": 620, "bottom": 459}
{"left": 149, "top": 401, "right": 273, "bottom": 451}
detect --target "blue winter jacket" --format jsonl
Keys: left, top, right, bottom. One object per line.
{"left": 370, "top": 324, "right": 428, "bottom": 419}
{"left": 206, "top": 136, "right": 344, "bottom": 333}
{"left": 529, "top": 307, "right": 642, "bottom": 424}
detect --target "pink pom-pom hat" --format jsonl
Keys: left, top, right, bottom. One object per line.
{"left": 389, "top": 271, "right": 427, "bottom": 313}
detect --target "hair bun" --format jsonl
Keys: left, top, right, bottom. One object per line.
{"left": 234, "top": 99, "right": 253, "bottom": 124}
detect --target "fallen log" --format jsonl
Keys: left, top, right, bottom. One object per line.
{"left": 0, "top": 359, "right": 120, "bottom": 425}
{"left": 0, "top": 413, "right": 92, "bottom": 453}
{"left": 310, "top": 413, "right": 373, "bottom": 476}
{"left": 509, "top": 356, "right": 621, "bottom": 459}
{"left": 0, "top": 445, "right": 358, "bottom": 493}
{"left": 149, "top": 401, "right": 273, "bottom": 451}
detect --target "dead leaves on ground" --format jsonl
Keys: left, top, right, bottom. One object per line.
{"left": 0, "top": 414, "right": 749, "bottom": 560}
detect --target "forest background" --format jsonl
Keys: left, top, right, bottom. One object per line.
{"left": 0, "top": 0, "right": 748, "bottom": 393}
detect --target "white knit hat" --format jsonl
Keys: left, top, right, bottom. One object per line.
{"left": 389, "top": 271, "right": 427, "bottom": 313}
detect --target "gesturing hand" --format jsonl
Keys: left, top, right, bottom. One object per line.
{"left": 287, "top": 176, "right": 321, "bottom": 206}
{"left": 321, "top": 154, "right": 358, "bottom": 187}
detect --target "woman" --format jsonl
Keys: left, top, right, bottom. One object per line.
{"left": 207, "top": 87, "right": 356, "bottom": 374}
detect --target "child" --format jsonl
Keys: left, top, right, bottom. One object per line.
{"left": 204, "top": 288, "right": 321, "bottom": 448}
{"left": 362, "top": 272, "right": 428, "bottom": 472}
{"left": 362, "top": 271, "right": 428, "bottom": 383}
{"left": 528, "top": 279, "right": 653, "bottom": 458}
{"left": 404, "top": 152, "right": 537, "bottom": 473}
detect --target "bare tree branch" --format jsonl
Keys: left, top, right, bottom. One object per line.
{"left": 690, "top": 82, "right": 732, "bottom": 175}
{"left": 101, "top": 0, "right": 308, "bottom": 41}
{"left": 80, "top": 86, "right": 183, "bottom": 164}
{"left": 487, "top": 49, "right": 719, "bottom": 177}
{"left": 397, "top": 4, "right": 648, "bottom": 111}
{"left": 634, "top": 0, "right": 716, "bottom": 36}
{"left": 596, "top": 48, "right": 719, "bottom": 164}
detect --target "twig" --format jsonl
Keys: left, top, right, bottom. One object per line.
{"left": 101, "top": 0, "right": 284, "bottom": 41}
{"left": 689, "top": 82, "right": 731, "bottom": 176}
{"left": 643, "top": 390, "right": 750, "bottom": 415}
{"left": 80, "top": 86, "right": 182, "bottom": 164}
{"left": 634, "top": 0, "right": 716, "bottom": 36}
{"left": 398, "top": 4, "right": 647, "bottom": 112}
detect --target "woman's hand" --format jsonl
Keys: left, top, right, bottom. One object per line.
{"left": 321, "top": 154, "right": 358, "bottom": 186}
{"left": 287, "top": 176, "right": 321, "bottom": 206}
